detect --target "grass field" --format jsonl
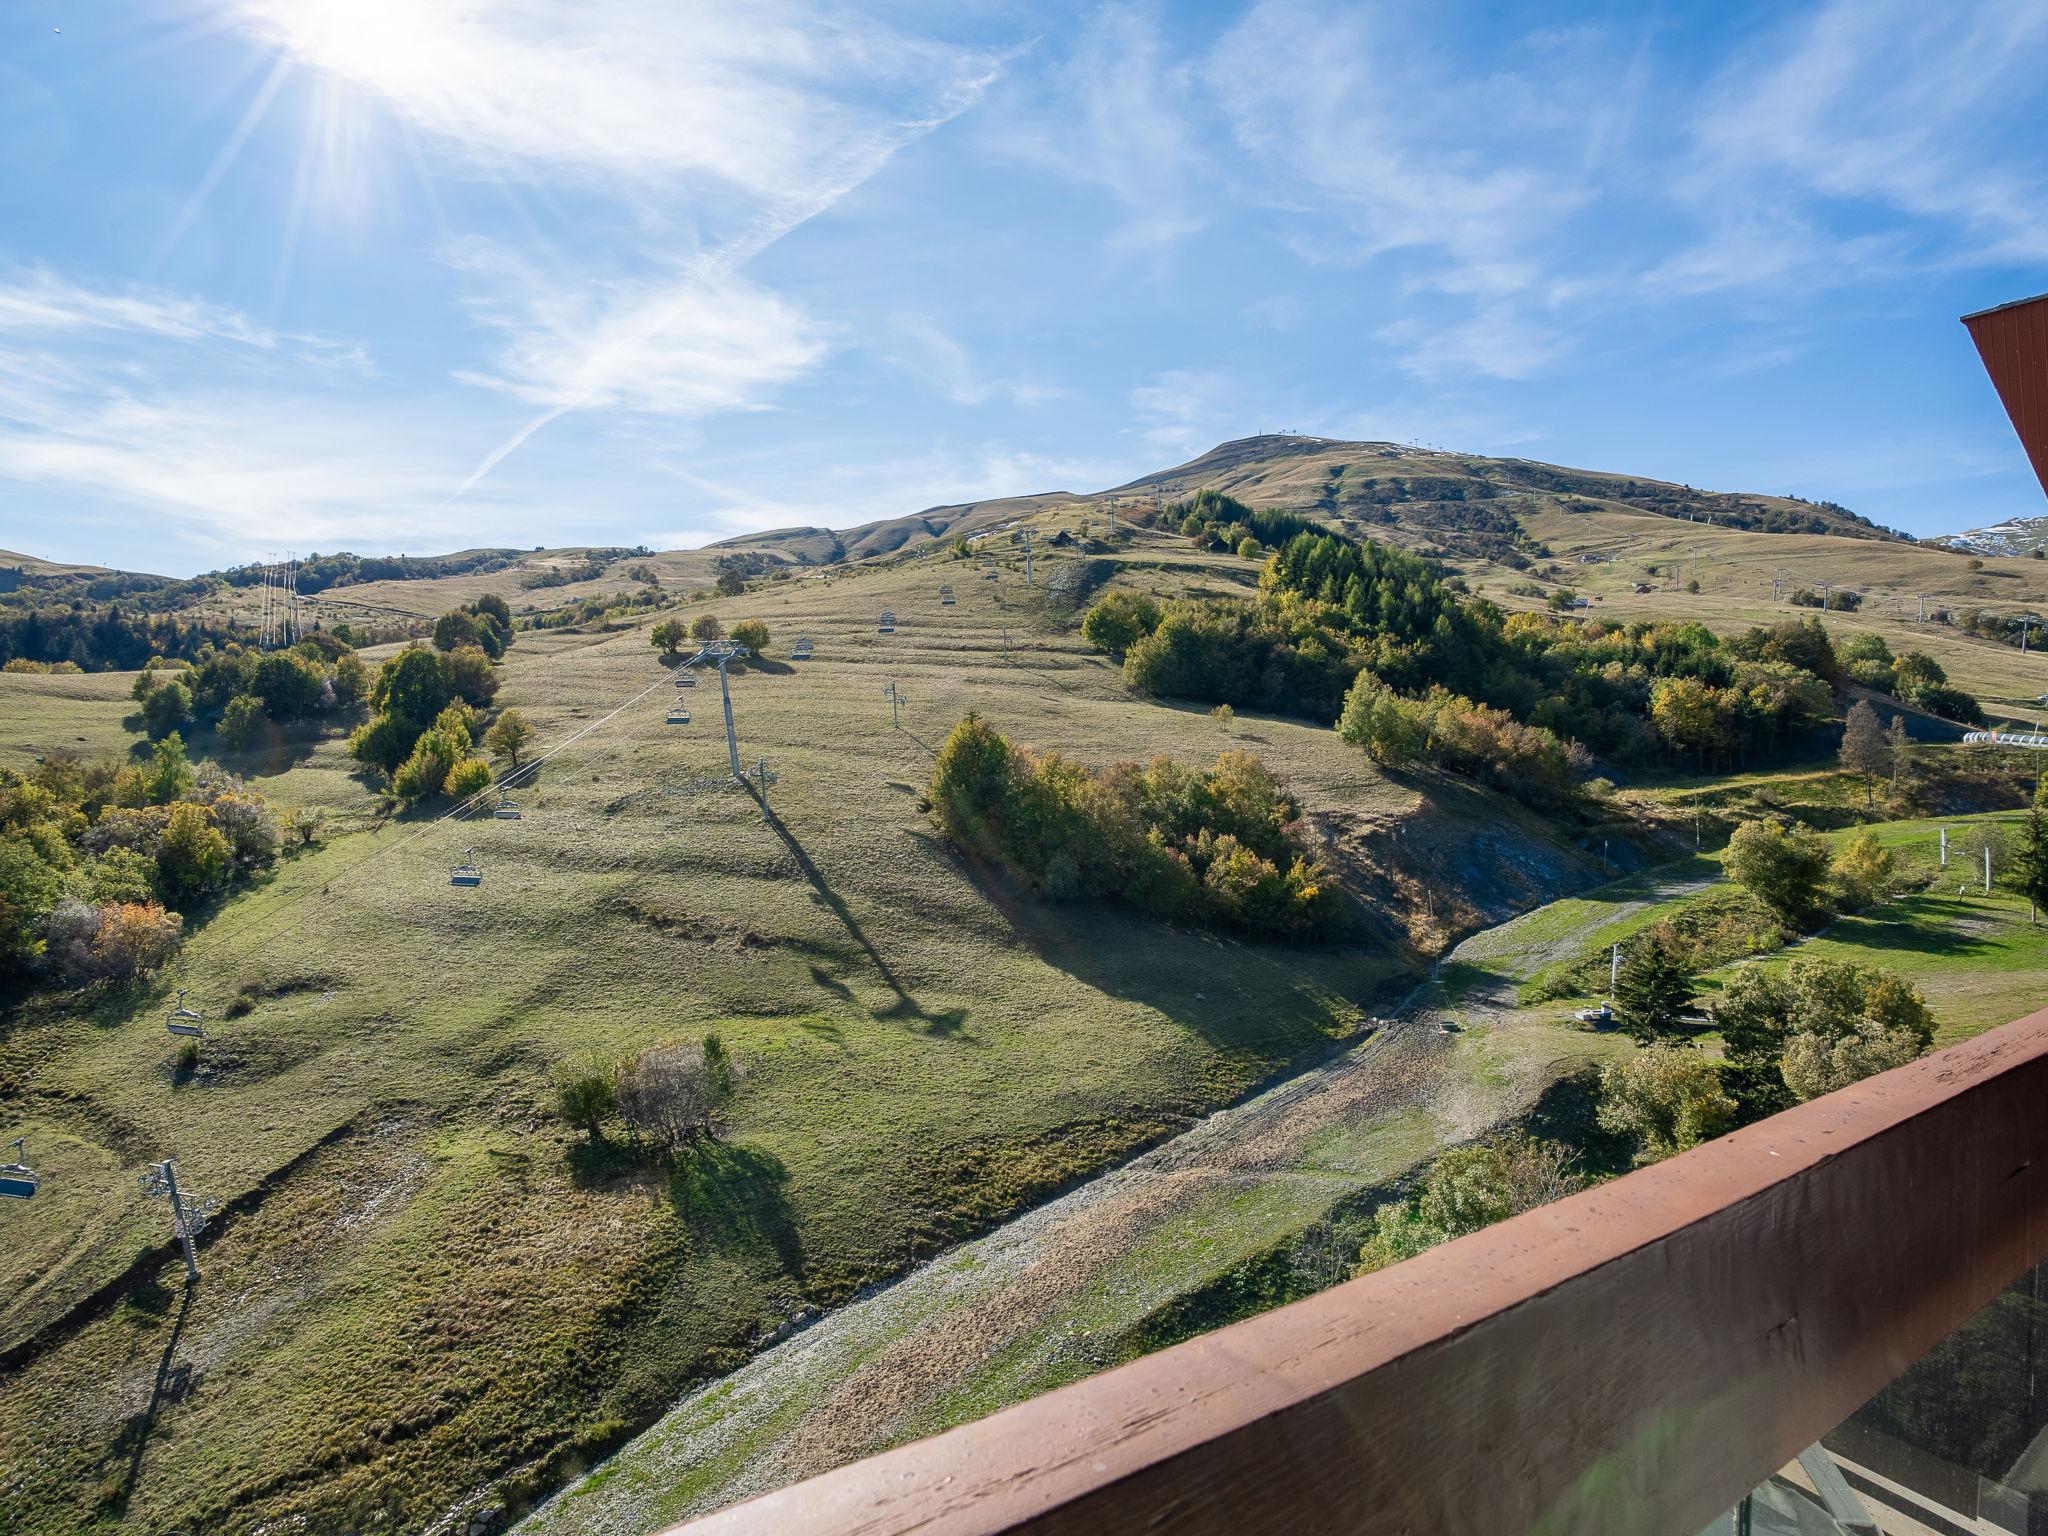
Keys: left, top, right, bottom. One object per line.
{"left": 6, "top": 532, "right": 1582, "bottom": 1534}
{"left": 10, "top": 449, "right": 2048, "bottom": 1532}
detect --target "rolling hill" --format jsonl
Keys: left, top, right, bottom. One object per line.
{"left": 714, "top": 434, "right": 1907, "bottom": 571}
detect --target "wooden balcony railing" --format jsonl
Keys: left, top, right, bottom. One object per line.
{"left": 660, "top": 1006, "right": 2048, "bottom": 1536}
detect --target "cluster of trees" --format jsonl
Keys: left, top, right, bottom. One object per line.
{"left": 220, "top": 549, "right": 534, "bottom": 594}
{"left": 1085, "top": 511, "right": 1983, "bottom": 801}
{"left": 0, "top": 736, "right": 306, "bottom": 982}
{"left": 1788, "top": 587, "right": 1862, "bottom": 611}
{"left": 550, "top": 1034, "right": 740, "bottom": 1148}
{"left": 1836, "top": 633, "right": 1983, "bottom": 723}
{"left": 1172, "top": 489, "right": 1322, "bottom": 560}
{"left": 345, "top": 600, "right": 520, "bottom": 803}
{"left": 0, "top": 602, "right": 240, "bottom": 672}
{"left": 1339, "top": 678, "right": 1583, "bottom": 808}
{"left": 1590, "top": 953, "right": 1934, "bottom": 1161}
{"left": 650, "top": 615, "right": 772, "bottom": 656}
{"left": 131, "top": 633, "right": 372, "bottom": 746}
{"left": 931, "top": 715, "right": 1341, "bottom": 939}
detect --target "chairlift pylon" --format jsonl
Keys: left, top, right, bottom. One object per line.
{"left": 164, "top": 990, "right": 206, "bottom": 1038}
{"left": 450, "top": 848, "right": 483, "bottom": 887}
{"left": 0, "top": 1137, "right": 37, "bottom": 1200}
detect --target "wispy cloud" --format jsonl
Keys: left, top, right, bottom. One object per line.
{"left": 1664, "top": 0, "right": 2048, "bottom": 292}
{"left": 1128, "top": 369, "right": 1241, "bottom": 455}
{"left": 225, "top": 0, "right": 1004, "bottom": 497}
{"left": 881, "top": 314, "right": 1064, "bottom": 408}
{"left": 986, "top": 4, "right": 1208, "bottom": 250}
{"left": 0, "top": 267, "right": 370, "bottom": 371}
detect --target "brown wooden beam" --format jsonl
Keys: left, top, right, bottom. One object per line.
{"left": 664, "top": 1010, "right": 2048, "bottom": 1536}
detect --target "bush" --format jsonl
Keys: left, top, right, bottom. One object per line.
{"left": 442, "top": 756, "right": 494, "bottom": 799}
{"left": 391, "top": 724, "right": 468, "bottom": 803}
{"left": 140, "top": 679, "right": 192, "bottom": 739}
{"left": 1355, "top": 1134, "right": 1583, "bottom": 1275}
{"left": 88, "top": 901, "right": 183, "bottom": 981}
{"left": 551, "top": 1059, "right": 620, "bottom": 1141}
{"left": 651, "top": 619, "right": 686, "bottom": 655}
{"left": 217, "top": 693, "right": 266, "bottom": 751}
{"left": 1830, "top": 830, "right": 1896, "bottom": 910}
{"left": 1725, "top": 819, "right": 1833, "bottom": 923}
{"left": 691, "top": 614, "right": 724, "bottom": 644}
{"left": 1079, "top": 592, "right": 1161, "bottom": 657}
{"left": 1597, "top": 1046, "right": 1736, "bottom": 1161}
{"left": 617, "top": 1035, "right": 740, "bottom": 1148}
{"left": 156, "top": 802, "right": 230, "bottom": 900}
{"left": 730, "top": 619, "right": 770, "bottom": 653}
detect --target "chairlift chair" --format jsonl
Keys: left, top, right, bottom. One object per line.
{"left": 450, "top": 849, "right": 483, "bottom": 887}
{"left": 0, "top": 1138, "right": 35, "bottom": 1200}
{"left": 667, "top": 704, "right": 692, "bottom": 725}
{"left": 792, "top": 637, "right": 813, "bottom": 659}
{"left": 164, "top": 990, "right": 206, "bottom": 1038}
{"left": 878, "top": 611, "right": 896, "bottom": 634}
{"left": 493, "top": 794, "right": 522, "bottom": 820}
{"left": 675, "top": 671, "right": 698, "bottom": 687}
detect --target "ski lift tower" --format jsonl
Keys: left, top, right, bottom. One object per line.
{"left": 685, "top": 640, "right": 753, "bottom": 780}
{"left": 140, "top": 1158, "right": 219, "bottom": 1285}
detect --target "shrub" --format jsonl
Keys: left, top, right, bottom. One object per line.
{"left": 1079, "top": 592, "right": 1161, "bottom": 657}
{"left": 1355, "top": 1134, "right": 1583, "bottom": 1275}
{"left": 1830, "top": 830, "right": 1896, "bottom": 910}
{"left": 1725, "top": 819, "right": 1833, "bottom": 923}
{"left": 651, "top": 619, "right": 686, "bottom": 655}
{"left": 88, "top": 901, "right": 183, "bottom": 981}
{"left": 217, "top": 693, "right": 266, "bottom": 751}
{"left": 730, "top": 619, "right": 770, "bottom": 653}
{"left": 1597, "top": 1046, "right": 1736, "bottom": 1161}
{"left": 617, "top": 1035, "right": 741, "bottom": 1148}
{"left": 442, "top": 756, "right": 494, "bottom": 799}
{"left": 691, "top": 614, "right": 724, "bottom": 644}
{"left": 392, "top": 728, "right": 464, "bottom": 802}
{"left": 156, "top": 802, "right": 230, "bottom": 900}
{"left": 140, "top": 680, "right": 192, "bottom": 739}
{"left": 551, "top": 1058, "right": 620, "bottom": 1141}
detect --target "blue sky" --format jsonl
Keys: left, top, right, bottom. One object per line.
{"left": 2, "top": 0, "right": 2045, "bottom": 575}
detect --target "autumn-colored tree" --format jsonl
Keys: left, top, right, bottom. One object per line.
{"left": 1839, "top": 699, "right": 1886, "bottom": 809}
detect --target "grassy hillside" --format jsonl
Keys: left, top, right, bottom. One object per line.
{"left": 1, "top": 529, "right": 1627, "bottom": 1534}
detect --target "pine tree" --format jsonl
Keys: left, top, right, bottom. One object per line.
{"left": 1839, "top": 699, "right": 1886, "bottom": 810}
{"left": 1612, "top": 928, "right": 1698, "bottom": 1038}
{"left": 2018, "top": 783, "right": 2048, "bottom": 924}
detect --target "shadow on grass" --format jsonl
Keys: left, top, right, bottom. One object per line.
{"left": 668, "top": 1141, "right": 806, "bottom": 1285}
{"left": 1823, "top": 900, "right": 1999, "bottom": 961}
{"left": 757, "top": 797, "right": 970, "bottom": 1037}
{"left": 100, "top": 1279, "right": 194, "bottom": 1519}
